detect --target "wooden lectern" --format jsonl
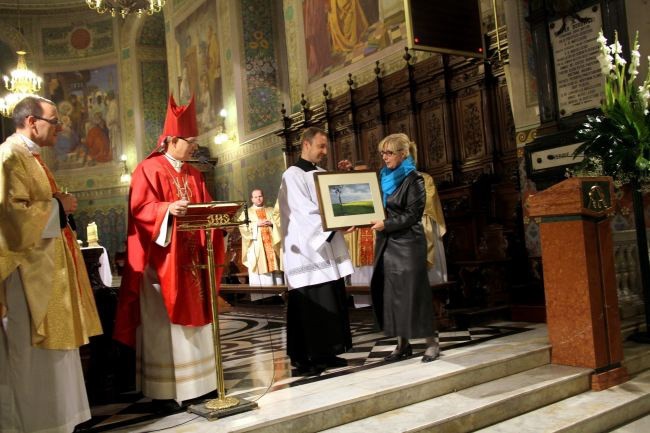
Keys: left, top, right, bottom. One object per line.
{"left": 176, "top": 201, "right": 258, "bottom": 419}
{"left": 527, "top": 177, "right": 628, "bottom": 390}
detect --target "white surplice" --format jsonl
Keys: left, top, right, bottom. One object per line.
{"left": 278, "top": 165, "right": 353, "bottom": 289}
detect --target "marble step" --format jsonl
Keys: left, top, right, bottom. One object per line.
{"left": 622, "top": 339, "right": 650, "bottom": 377}
{"left": 152, "top": 326, "right": 551, "bottom": 433}
{"left": 610, "top": 413, "right": 650, "bottom": 432}
{"left": 321, "top": 364, "right": 591, "bottom": 433}
{"left": 475, "top": 369, "right": 650, "bottom": 433}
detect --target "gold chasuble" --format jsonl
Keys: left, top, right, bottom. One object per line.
{"left": 239, "top": 205, "right": 281, "bottom": 275}
{"left": 0, "top": 134, "right": 101, "bottom": 350}
{"left": 345, "top": 227, "right": 375, "bottom": 267}
{"left": 421, "top": 172, "right": 446, "bottom": 269}
{"left": 256, "top": 207, "right": 278, "bottom": 272}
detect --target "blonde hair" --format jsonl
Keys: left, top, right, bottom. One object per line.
{"left": 377, "top": 133, "right": 418, "bottom": 164}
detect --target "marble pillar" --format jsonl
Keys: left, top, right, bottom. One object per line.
{"left": 527, "top": 177, "right": 628, "bottom": 390}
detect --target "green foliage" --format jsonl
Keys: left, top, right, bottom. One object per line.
{"left": 574, "top": 30, "right": 650, "bottom": 183}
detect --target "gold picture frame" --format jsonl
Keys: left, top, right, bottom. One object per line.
{"left": 314, "top": 171, "right": 385, "bottom": 230}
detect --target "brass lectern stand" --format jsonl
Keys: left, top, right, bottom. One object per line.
{"left": 177, "top": 201, "right": 257, "bottom": 420}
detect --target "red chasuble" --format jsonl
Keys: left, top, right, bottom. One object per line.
{"left": 113, "top": 153, "right": 224, "bottom": 347}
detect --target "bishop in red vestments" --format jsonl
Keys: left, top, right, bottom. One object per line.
{"left": 114, "top": 95, "right": 225, "bottom": 407}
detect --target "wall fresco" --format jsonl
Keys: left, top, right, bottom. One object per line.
{"left": 303, "top": 0, "right": 405, "bottom": 82}
{"left": 41, "top": 19, "right": 114, "bottom": 60}
{"left": 43, "top": 64, "right": 121, "bottom": 172}
{"left": 175, "top": 0, "right": 223, "bottom": 134}
{"left": 241, "top": 0, "right": 283, "bottom": 132}
{"left": 141, "top": 61, "right": 169, "bottom": 153}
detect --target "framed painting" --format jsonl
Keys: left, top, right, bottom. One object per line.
{"left": 314, "top": 171, "right": 385, "bottom": 230}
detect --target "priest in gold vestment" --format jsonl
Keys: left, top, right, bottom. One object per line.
{"left": 238, "top": 188, "right": 283, "bottom": 293}
{"left": 421, "top": 172, "right": 447, "bottom": 284}
{"left": 0, "top": 96, "right": 102, "bottom": 433}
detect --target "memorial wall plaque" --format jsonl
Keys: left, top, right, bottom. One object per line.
{"left": 549, "top": 5, "right": 604, "bottom": 118}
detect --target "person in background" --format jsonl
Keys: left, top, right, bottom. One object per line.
{"left": 0, "top": 95, "right": 102, "bottom": 432}
{"left": 421, "top": 171, "right": 448, "bottom": 285}
{"left": 398, "top": 145, "right": 448, "bottom": 284}
{"left": 113, "top": 95, "right": 226, "bottom": 413}
{"left": 370, "top": 133, "right": 440, "bottom": 363}
{"left": 278, "top": 126, "right": 354, "bottom": 375}
{"left": 238, "top": 188, "right": 283, "bottom": 296}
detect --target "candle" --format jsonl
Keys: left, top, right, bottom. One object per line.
{"left": 87, "top": 222, "right": 100, "bottom": 247}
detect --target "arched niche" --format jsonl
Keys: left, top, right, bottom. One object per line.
{"left": 119, "top": 12, "right": 168, "bottom": 162}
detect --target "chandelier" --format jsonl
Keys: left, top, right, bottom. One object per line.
{"left": 0, "top": 51, "right": 43, "bottom": 118}
{"left": 85, "top": 0, "right": 165, "bottom": 19}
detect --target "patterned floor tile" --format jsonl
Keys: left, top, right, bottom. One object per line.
{"left": 75, "top": 305, "right": 531, "bottom": 432}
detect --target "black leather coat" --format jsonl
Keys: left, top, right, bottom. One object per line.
{"left": 370, "top": 170, "right": 435, "bottom": 338}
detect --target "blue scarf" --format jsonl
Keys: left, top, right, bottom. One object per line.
{"left": 380, "top": 155, "right": 416, "bottom": 205}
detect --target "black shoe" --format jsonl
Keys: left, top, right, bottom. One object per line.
{"left": 317, "top": 355, "right": 348, "bottom": 368}
{"left": 384, "top": 343, "right": 413, "bottom": 362}
{"left": 151, "top": 399, "right": 182, "bottom": 414}
{"left": 291, "top": 359, "right": 324, "bottom": 376}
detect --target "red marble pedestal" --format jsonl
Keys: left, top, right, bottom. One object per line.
{"left": 527, "top": 177, "right": 628, "bottom": 390}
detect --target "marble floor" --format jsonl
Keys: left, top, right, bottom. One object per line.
{"left": 74, "top": 305, "right": 533, "bottom": 433}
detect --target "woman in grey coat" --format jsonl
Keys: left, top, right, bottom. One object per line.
{"left": 370, "top": 133, "right": 439, "bottom": 362}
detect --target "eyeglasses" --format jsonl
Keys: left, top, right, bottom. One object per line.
{"left": 178, "top": 137, "right": 197, "bottom": 145}
{"left": 30, "top": 115, "right": 63, "bottom": 126}
{"left": 379, "top": 150, "right": 396, "bottom": 156}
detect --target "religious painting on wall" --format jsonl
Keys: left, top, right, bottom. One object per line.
{"left": 303, "top": 0, "right": 406, "bottom": 82}
{"left": 175, "top": 0, "right": 223, "bottom": 134}
{"left": 42, "top": 64, "right": 120, "bottom": 172}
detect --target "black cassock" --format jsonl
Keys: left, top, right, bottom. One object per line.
{"left": 286, "top": 277, "right": 352, "bottom": 363}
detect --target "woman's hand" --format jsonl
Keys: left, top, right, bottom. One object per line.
{"left": 370, "top": 220, "right": 385, "bottom": 231}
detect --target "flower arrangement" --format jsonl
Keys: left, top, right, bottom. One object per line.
{"left": 574, "top": 30, "right": 650, "bottom": 185}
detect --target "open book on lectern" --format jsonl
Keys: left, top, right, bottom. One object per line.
{"left": 176, "top": 201, "right": 247, "bottom": 231}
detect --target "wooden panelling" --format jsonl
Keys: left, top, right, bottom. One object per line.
{"left": 455, "top": 89, "right": 487, "bottom": 162}
{"left": 418, "top": 100, "right": 450, "bottom": 169}
{"left": 276, "top": 50, "right": 527, "bottom": 311}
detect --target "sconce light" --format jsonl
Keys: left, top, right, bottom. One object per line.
{"left": 213, "top": 108, "right": 233, "bottom": 145}
{"left": 119, "top": 154, "right": 131, "bottom": 183}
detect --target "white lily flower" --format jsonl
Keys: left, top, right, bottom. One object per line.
{"left": 598, "top": 53, "right": 614, "bottom": 75}
{"left": 640, "top": 87, "right": 649, "bottom": 110}
{"left": 630, "top": 50, "right": 640, "bottom": 79}
{"left": 610, "top": 40, "right": 623, "bottom": 54}
{"left": 615, "top": 53, "right": 627, "bottom": 67}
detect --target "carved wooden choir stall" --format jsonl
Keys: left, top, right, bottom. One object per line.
{"left": 277, "top": 45, "right": 533, "bottom": 327}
